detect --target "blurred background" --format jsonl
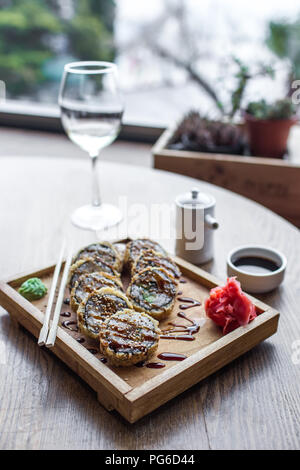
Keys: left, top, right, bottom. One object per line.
{"left": 1, "top": 0, "right": 300, "bottom": 127}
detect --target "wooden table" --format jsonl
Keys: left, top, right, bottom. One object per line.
{"left": 0, "top": 156, "right": 299, "bottom": 450}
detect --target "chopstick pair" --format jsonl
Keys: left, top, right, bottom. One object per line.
{"left": 38, "top": 240, "right": 73, "bottom": 348}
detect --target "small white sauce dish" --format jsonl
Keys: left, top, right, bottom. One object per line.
{"left": 227, "top": 245, "right": 287, "bottom": 294}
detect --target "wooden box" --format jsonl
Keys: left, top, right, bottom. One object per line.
{"left": 152, "top": 128, "right": 300, "bottom": 227}
{"left": 0, "top": 257, "right": 279, "bottom": 423}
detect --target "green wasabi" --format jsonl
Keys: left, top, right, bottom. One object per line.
{"left": 18, "top": 277, "right": 47, "bottom": 301}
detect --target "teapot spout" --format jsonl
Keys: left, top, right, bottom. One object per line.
{"left": 205, "top": 214, "right": 219, "bottom": 229}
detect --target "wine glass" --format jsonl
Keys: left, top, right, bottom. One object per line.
{"left": 59, "top": 61, "right": 124, "bottom": 231}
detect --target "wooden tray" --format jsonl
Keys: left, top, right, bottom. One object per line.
{"left": 0, "top": 254, "right": 279, "bottom": 423}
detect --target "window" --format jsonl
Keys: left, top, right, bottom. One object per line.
{"left": 0, "top": 0, "right": 300, "bottom": 136}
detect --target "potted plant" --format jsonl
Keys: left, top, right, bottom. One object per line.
{"left": 166, "top": 58, "right": 274, "bottom": 156}
{"left": 152, "top": 60, "right": 300, "bottom": 227}
{"left": 244, "top": 98, "right": 298, "bottom": 158}
{"left": 167, "top": 111, "right": 246, "bottom": 155}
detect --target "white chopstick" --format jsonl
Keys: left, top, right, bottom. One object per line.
{"left": 45, "top": 245, "right": 74, "bottom": 348}
{"left": 38, "top": 239, "right": 66, "bottom": 346}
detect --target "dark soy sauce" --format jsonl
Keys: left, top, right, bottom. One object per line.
{"left": 157, "top": 352, "right": 187, "bottom": 361}
{"left": 62, "top": 320, "right": 78, "bottom": 331}
{"left": 76, "top": 337, "right": 85, "bottom": 343}
{"left": 234, "top": 256, "right": 279, "bottom": 274}
{"left": 63, "top": 298, "right": 70, "bottom": 305}
{"left": 61, "top": 311, "right": 71, "bottom": 317}
{"left": 146, "top": 362, "right": 165, "bottom": 369}
{"left": 177, "top": 291, "right": 183, "bottom": 296}
{"left": 100, "top": 357, "right": 107, "bottom": 364}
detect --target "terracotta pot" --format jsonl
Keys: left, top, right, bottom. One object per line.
{"left": 244, "top": 113, "right": 298, "bottom": 158}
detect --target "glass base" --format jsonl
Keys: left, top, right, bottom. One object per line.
{"left": 71, "top": 203, "right": 122, "bottom": 231}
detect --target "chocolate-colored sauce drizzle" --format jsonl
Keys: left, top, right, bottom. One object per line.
{"left": 158, "top": 352, "right": 187, "bottom": 361}
{"left": 160, "top": 294, "right": 203, "bottom": 341}
{"left": 163, "top": 321, "right": 200, "bottom": 333}
{"left": 135, "top": 352, "right": 187, "bottom": 369}
{"left": 146, "top": 362, "right": 165, "bottom": 369}
{"left": 61, "top": 311, "right": 71, "bottom": 317}
{"left": 178, "top": 296, "right": 201, "bottom": 310}
{"left": 135, "top": 360, "right": 166, "bottom": 368}
{"left": 160, "top": 334, "right": 195, "bottom": 341}
{"left": 62, "top": 320, "right": 78, "bottom": 331}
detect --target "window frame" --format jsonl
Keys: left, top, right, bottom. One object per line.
{"left": 0, "top": 100, "right": 164, "bottom": 143}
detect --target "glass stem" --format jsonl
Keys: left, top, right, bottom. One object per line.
{"left": 90, "top": 153, "right": 101, "bottom": 207}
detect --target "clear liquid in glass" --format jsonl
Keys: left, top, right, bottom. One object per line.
{"left": 60, "top": 105, "right": 123, "bottom": 155}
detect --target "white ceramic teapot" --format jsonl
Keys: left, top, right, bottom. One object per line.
{"left": 175, "top": 188, "right": 219, "bottom": 264}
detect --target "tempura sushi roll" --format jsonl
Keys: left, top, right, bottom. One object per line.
{"left": 68, "top": 257, "right": 119, "bottom": 290}
{"left": 127, "top": 267, "right": 177, "bottom": 320}
{"left": 70, "top": 271, "right": 123, "bottom": 313}
{"left": 77, "top": 287, "right": 132, "bottom": 339}
{"left": 73, "top": 241, "right": 123, "bottom": 272}
{"left": 124, "top": 239, "right": 168, "bottom": 269}
{"left": 132, "top": 249, "right": 181, "bottom": 280}
{"left": 99, "top": 309, "right": 160, "bottom": 367}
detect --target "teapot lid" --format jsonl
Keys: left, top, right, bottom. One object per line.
{"left": 175, "top": 187, "right": 216, "bottom": 208}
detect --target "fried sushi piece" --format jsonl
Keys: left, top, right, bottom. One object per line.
{"left": 124, "top": 239, "right": 168, "bottom": 269}
{"left": 113, "top": 242, "right": 126, "bottom": 269}
{"left": 77, "top": 287, "right": 132, "bottom": 339}
{"left": 68, "top": 257, "right": 118, "bottom": 290}
{"left": 73, "top": 241, "right": 122, "bottom": 272}
{"left": 70, "top": 271, "right": 123, "bottom": 313}
{"left": 132, "top": 249, "right": 181, "bottom": 280}
{"left": 127, "top": 267, "right": 177, "bottom": 320}
{"left": 99, "top": 309, "right": 160, "bottom": 366}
